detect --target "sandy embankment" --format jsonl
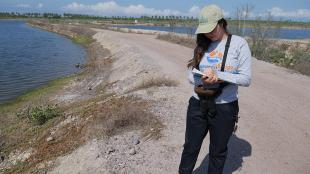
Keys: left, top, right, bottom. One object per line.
{"left": 45, "top": 27, "right": 310, "bottom": 174}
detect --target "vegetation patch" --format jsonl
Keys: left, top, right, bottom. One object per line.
{"left": 254, "top": 41, "right": 310, "bottom": 75}
{"left": 72, "top": 35, "right": 95, "bottom": 47}
{"left": 16, "top": 105, "right": 60, "bottom": 125}
{"left": 291, "top": 48, "right": 310, "bottom": 75}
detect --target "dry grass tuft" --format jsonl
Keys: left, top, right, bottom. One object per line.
{"left": 83, "top": 96, "right": 164, "bottom": 140}
{"left": 27, "top": 124, "right": 85, "bottom": 165}
{"left": 126, "top": 76, "right": 178, "bottom": 94}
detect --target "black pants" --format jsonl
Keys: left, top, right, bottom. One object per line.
{"left": 179, "top": 97, "right": 239, "bottom": 174}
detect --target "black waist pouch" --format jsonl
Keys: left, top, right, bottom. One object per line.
{"left": 196, "top": 82, "right": 229, "bottom": 118}
{"left": 199, "top": 96, "right": 217, "bottom": 118}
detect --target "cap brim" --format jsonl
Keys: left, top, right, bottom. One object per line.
{"left": 195, "top": 22, "right": 217, "bottom": 34}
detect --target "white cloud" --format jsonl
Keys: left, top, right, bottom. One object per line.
{"left": 268, "top": 7, "right": 310, "bottom": 18}
{"left": 64, "top": 1, "right": 231, "bottom": 17}
{"left": 187, "top": 5, "right": 200, "bottom": 16}
{"left": 64, "top": 1, "right": 182, "bottom": 16}
{"left": 223, "top": 10, "right": 230, "bottom": 17}
{"left": 37, "top": 3, "right": 43, "bottom": 8}
{"left": 16, "top": 3, "right": 43, "bottom": 9}
{"left": 182, "top": 5, "right": 230, "bottom": 17}
{"left": 16, "top": 4, "right": 30, "bottom": 8}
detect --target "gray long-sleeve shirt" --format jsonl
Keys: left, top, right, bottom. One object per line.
{"left": 188, "top": 35, "right": 252, "bottom": 104}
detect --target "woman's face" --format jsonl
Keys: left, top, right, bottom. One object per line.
{"left": 204, "top": 24, "right": 222, "bottom": 41}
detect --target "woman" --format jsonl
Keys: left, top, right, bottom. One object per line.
{"left": 179, "top": 4, "right": 252, "bottom": 174}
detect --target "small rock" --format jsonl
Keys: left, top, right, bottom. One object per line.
{"left": 46, "top": 137, "right": 54, "bottom": 142}
{"left": 75, "top": 63, "right": 80, "bottom": 68}
{"left": 50, "top": 131, "right": 56, "bottom": 136}
{"left": 118, "top": 163, "right": 123, "bottom": 166}
{"left": 129, "top": 148, "right": 136, "bottom": 155}
{"left": 88, "top": 87, "right": 92, "bottom": 90}
{"left": 132, "top": 138, "right": 140, "bottom": 145}
{"left": 37, "top": 163, "right": 46, "bottom": 169}
{"left": 0, "top": 156, "right": 4, "bottom": 162}
{"left": 0, "top": 138, "right": 5, "bottom": 148}
{"left": 107, "top": 147, "right": 115, "bottom": 154}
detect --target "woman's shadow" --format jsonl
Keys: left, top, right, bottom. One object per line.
{"left": 193, "top": 134, "right": 252, "bottom": 174}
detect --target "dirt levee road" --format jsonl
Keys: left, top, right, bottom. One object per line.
{"left": 50, "top": 29, "right": 310, "bottom": 174}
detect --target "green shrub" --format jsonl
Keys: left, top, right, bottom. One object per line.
{"left": 266, "top": 47, "right": 286, "bottom": 64}
{"left": 28, "top": 105, "right": 59, "bottom": 125}
{"left": 262, "top": 46, "right": 309, "bottom": 75}
{"left": 291, "top": 48, "right": 310, "bottom": 75}
{"left": 72, "top": 35, "right": 94, "bottom": 47}
{"left": 292, "top": 48, "right": 310, "bottom": 63}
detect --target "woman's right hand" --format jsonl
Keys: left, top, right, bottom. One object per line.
{"left": 202, "top": 68, "right": 218, "bottom": 85}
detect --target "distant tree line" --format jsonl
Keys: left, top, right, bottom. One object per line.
{"left": 0, "top": 12, "right": 198, "bottom": 21}
{"left": 0, "top": 12, "right": 61, "bottom": 18}
{"left": 63, "top": 13, "right": 198, "bottom": 22}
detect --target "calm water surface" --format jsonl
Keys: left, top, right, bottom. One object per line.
{"left": 0, "top": 20, "right": 86, "bottom": 104}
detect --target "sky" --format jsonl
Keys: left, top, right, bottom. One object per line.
{"left": 0, "top": 0, "right": 310, "bottom": 21}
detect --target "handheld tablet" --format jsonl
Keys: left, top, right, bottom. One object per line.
{"left": 192, "top": 68, "right": 207, "bottom": 78}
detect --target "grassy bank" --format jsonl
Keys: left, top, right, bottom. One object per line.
{"left": 0, "top": 19, "right": 97, "bottom": 114}
{"left": 0, "top": 20, "right": 96, "bottom": 173}
{"left": 0, "top": 75, "right": 75, "bottom": 113}
{"left": 0, "top": 75, "right": 79, "bottom": 173}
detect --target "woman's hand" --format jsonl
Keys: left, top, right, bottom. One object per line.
{"left": 201, "top": 68, "right": 218, "bottom": 85}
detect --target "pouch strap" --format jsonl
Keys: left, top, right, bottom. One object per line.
{"left": 221, "top": 34, "right": 232, "bottom": 72}
{"left": 217, "top": 34, "right": 232, "bottom": 92}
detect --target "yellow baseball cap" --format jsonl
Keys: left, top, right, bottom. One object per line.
{"left": 195, "top": 4, "right": 224, "bottom": 34}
